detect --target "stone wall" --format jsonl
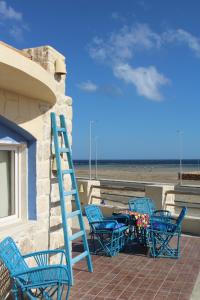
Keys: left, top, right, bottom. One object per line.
{"left": 0, "top": 45, "right": 72, "bottom": 298}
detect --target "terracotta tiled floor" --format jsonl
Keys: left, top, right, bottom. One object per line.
{"left": 70, "top": 235, "right": 200, "bottom": 300}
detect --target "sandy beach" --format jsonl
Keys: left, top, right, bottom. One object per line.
{"left": 75, "top": 164, "right": 200, "bottom": 184}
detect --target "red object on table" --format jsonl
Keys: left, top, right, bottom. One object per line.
{"left": 119, "top": 210, "right": 150, "bottom": 228}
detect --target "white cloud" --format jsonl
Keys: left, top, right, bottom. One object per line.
{"left": 111, "top": 12, "right": 120, "bottom": 20}
{"left": 89, "top": 23, "right": 165, "bottom": 101}
{"left": 0, "top": 1, "right": 28, "bottom": 42}
{"left": 88, "top": 23, "right": 200, "bottom": 101}
{"left": 114, "top": 63, "right": 169, "bottom": 101}
{"left": 99, "top": 84, "right": 123, "bottom": 97}
{"left": 111, "top": 12, "right": 125, "bottom": 22}
{"left": 9, "top": 26, "right": 23, "bottom": 41}
{"left": 89, "top": 23, "right": 161, "bottom": 64}
{"left": 77, "top": 81, "right": 98, "bottom": 92}
{"left": 0, "top": 1, "right": 22, "bottom": 21}
{"left": 163, "top": 29, "right": 200, "bottom": 58}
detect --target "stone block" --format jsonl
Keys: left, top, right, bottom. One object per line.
{"left": 78, "top": 180, "right": 101, "bottom": 206}
{"left": 145, "top": 184, "right": 175, "bottom": 213}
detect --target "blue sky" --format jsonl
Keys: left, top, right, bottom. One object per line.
{"left": 1, "top": 1, "right": 200, "bottom": 159}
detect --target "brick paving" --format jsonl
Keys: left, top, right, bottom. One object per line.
{"left": 70, "top": 235, "right": 200, "bottom": 300}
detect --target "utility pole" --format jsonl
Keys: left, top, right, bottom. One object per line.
{"left": 177, "top": 130, "right": 183, "bottom": 185}
{"left": 89, "top": 121, "right": 94, "bottom": 180}
{"left": 95, "top": 136, "right": 98, "bottom": 179}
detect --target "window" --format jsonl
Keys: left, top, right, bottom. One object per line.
{"left": 0, "top": 145, "right": 19, "bottom": 221}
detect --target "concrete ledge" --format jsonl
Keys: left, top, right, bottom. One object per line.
{"left": 0, "top": 42, "right": 56, "bottom": 103}
{"left": 182, "top": 216, "right": 200, "bottom": 236}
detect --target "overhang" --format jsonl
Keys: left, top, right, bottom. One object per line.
{"left": 0, "top": 42, "right": 56, "bottom": 104}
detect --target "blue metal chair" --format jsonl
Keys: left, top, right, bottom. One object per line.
{"left": 128, "top": 197, "right": 171, "bottom": 244}
{"left": 129, "top": 197, "right": 156, "bottom": 215}
{"left": 147, "top": 207, "right": 187, "bottom": 258}
{"left": 0, "top": 237, "right": 70, "bottom": 299}
{"left": 85, "top": 205, "right": 128, "bottom": 257}
{"left": 129, "top": 197, "right": 171, "bottom": 220}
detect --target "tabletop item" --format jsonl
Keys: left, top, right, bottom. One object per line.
{"left": 117, "top": 210, "right": 150, "bottom": 228}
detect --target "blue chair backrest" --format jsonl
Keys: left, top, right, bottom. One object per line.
{"left": 85, "top": 205, "right": 104, "bottom": 224}
{"left": 129, "top": 197, "right": 156, "bottom": 215}
{"left": 176, "top": 207, "right": 187, "bottom": 226}
{"left": 0, "top": 237, "right": 28, "bottom": 276}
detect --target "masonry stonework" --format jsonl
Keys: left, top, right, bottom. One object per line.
{"left": 0, "top": 45, "right": 72, "bottom": 255}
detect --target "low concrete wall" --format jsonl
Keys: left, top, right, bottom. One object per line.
{"left": 77, "top": 179, "right": 200, "bottom": 236}
{"left": 78, "top": 180, "right": 101, "bottom": 206}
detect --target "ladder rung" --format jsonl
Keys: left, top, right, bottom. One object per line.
{"left": 64, "top": 190, "right": 77, "bottom": 197}
{"left": 67, "top": 210, "right": 81, "bottom": 218}
{"left": 72, "top": 251, "right": 88, "bottom": 265}
{"left": 70, "top": 230, "right": 84, "bottom": 241}
{"left": 62, "top": 169, "right": 73, "bottom": 175}
{"left": 59, "top": 147, "right": 69, "bottom": 153}
{"left": 57, "top": 127, "right": 66, "bottom": 132}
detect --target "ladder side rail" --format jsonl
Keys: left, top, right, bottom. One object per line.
{"left": 60, "top": 115, "right": 93, "bottom": 272}
{"left": 51, "top": 113, "right": 73, "bottom": 284}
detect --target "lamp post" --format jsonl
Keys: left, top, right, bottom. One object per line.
{"left": 177, "top": 130, "right": 183, "bottom": 185}
{"left": 89, "top": 121, "right": 94, "bottom": 180}
{"left": 95, "top": 136, "right": 98, "bottom": 179}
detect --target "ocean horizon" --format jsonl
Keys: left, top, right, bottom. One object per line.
{"left": 74, "top": 159, "right": 200, "bottom": 167}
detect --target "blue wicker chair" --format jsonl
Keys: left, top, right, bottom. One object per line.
{"left": 128, "top": 197, "right": 171, "bottom": 244}
{"left": 85, "top": 205, "right": 128, "bottom": 257}
{"left": 129, "top": 197, "right": 156, "bottom": 215}
{"left": 0, "top": 237, "right": 70, "bottom": 299}
{"left": 147, "top": 207, "right": 187, "bottom": 258}
{"left": 129, "top": 197, "right": 171, "bottom": 220}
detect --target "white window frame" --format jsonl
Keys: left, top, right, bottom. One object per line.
{"left": 0, "top": 144, "right": 21, "bottom": 224}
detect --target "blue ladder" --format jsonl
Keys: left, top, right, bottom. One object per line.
{"left": 51, "top": 113, "right": 93, "bottom": 285}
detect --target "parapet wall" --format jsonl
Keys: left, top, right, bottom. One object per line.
{"left": 78, "top": 179, "right": 200, "bottom": 236}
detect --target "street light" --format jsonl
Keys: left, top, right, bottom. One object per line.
{"left": 89, "top": 121, "right": 94, "bottom": 180}
{"left": 95, "top": 136, "right": 98, "bottom": 179}
{"left": 177, "top": 130, "right": 183, "bottom": 185}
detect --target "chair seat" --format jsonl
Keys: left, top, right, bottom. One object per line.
{"left": 151, "top": 221, "right": 177, "bottom": 233}
{"left": 18, "top": 266, "right": 69, "bottom": 287}
{"left": 95, "top": 222, "right": 127, "bottom": 231}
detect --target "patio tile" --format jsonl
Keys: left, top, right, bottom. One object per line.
{"left": 69, "top": 235, "right": 200, "bottom": 300}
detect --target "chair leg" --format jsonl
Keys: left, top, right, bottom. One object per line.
{"left": 65, "top": 285, "right": 71, "bottom": 300}
{"left": 13, "top": 290, "right": 19, "bottom": 300}
{"left": 12, "top": 283, "right": 19, "bottom": 300}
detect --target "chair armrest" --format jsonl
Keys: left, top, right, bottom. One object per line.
{"left": 150, "top": 220, "right": 180, "bottom": 233}
{"left": 23, "top": 249, "right": 66, "bottom": 265}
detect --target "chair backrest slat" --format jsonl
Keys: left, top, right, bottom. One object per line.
{"left": 0, "top": 237, "right": 28, "bottom": 276}
{"left": 129, "top": 197, "right": 156, "bottom": 215}
{"left": 85, "top": 205, "right": 104, "bottom": 224}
